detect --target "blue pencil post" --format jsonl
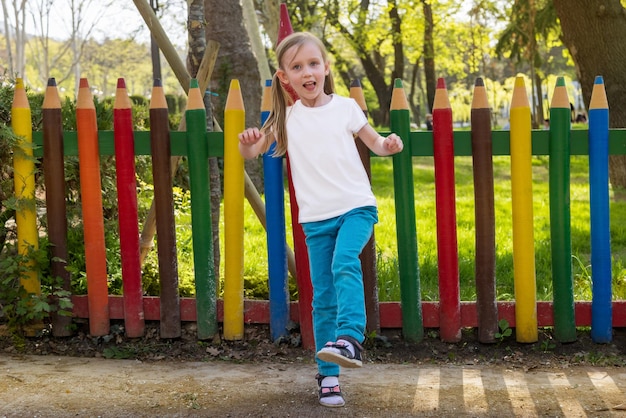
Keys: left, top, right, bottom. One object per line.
{"left": 261, "top": 79, "right": 290, "bottom": 340}
{"left": 588, "top": 75, "right": 612, "bottom": 343}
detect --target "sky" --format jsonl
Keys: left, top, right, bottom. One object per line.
{"left": 3, "top": 0, "right": 187, "bottom": 48}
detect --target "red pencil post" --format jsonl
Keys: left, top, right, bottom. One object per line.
{"left": 278, "top": 3, "right": 315, "bottom": 350}
{"left": 114, "top": 78, "right": 145, "bottom": 338}
{"left": 432, "top": 78, "right": 461, "bottom": 342}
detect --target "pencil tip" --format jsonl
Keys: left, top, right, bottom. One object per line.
{"left": 190, "top": 78, "right": 199, "bottom": 89}
{"left": 278, "top": 3, "right": 294, "bottom": 43}
{"left": 351, "top": 79, "right": 362, "bottom": 88}
{"left": 594, "top": 75, "right": 604, "bottom": 85}
{"left": 265, "top": 79, "right": 272, "bottom": 87}
{"left": 153, "top": 78, "right": 162, "bottom": 87}
{"left": 555, "top": 76, "right": 565, "bottom": 87}
{"left": 514, "top": 76, "right": 525, "bottom": 88}
{"left": 80, "top": 78, "right": 89, "bottom": 88}
{"left": 394, "top": 78, "right": 403, "bottom": 88}
{"left": 474, "top": 77, "right": 484, "bottom": 87}
{"left": 437, "top": 78, "right": 446, "bottom": 89}
{"left": 117, "top": 78, "right": 126, "bottom": 89}
{"left": 47, "top": 78, "right": 57, "bottom": 87}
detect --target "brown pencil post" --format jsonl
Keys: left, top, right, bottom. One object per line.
{"left": 43, "top": 78, "right": 72, "bottom": 337}
{"left": 350, "top": 79, "right": 381, "bottom": 334}
{"left": 470, "top": 77, "right": 498, "bottom": 343}
{"left": 149, "top": 78, "right": 181, "bottom": 338}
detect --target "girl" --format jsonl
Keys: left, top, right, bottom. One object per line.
{"left": 238, "top": 32, "right": 404, "bottom": 408}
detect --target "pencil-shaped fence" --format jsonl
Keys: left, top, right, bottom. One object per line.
{"left": 11, "top": 71, "right": 626, "bottom": 349}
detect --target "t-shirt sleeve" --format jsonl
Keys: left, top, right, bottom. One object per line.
{"left": 348, "top": 98, "right": 369, "bottom": 133}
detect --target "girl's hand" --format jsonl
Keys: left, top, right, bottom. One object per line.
{"left": 238, "top": 127, "right": 264, "bottom": 146}
{"left": 238, "top": 127, "right": 266, "bottom": 159}
{"left": 384, "top": 133, "right": 404, "bottom": 154}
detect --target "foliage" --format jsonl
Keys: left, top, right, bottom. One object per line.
{"left": 0, "top": 243, "right": 73, "bottom": 338}
{"left": 494, "top": 319, "right": 513, "bottom": 343}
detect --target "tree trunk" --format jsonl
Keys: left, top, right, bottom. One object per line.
{"left": 205, "top": 0, "right": 263, "bottom": 193}
{"left": 188, "top": 0, "right": 223, "bottom": 284}
{"left": 422, "top": 0, "right": 436, "bottom": 113}
{"left": 554, "top": 0, "right": 626, "bottom": 190}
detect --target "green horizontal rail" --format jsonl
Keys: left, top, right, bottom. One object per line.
{"left": 31, "top": 129, "right": 626, "bottom": 158}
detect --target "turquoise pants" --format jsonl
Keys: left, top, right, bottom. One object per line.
{"left": 302, "top": 206, "right": 378, "bottom": 376}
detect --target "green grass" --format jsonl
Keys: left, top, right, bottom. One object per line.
{"left": 206, "top": 155, "right": 626, "bottom": 303}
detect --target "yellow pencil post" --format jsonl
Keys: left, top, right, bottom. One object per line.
{"left": 223, "top": 79, "right": 245, "bottom": 340}
{"left": 509, "top": 76, "right": 538, "bottom": 343}
{"left": 11, "top": 78, "right": 40, "bottom": 295}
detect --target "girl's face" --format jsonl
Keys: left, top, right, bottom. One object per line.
{"left": 276, "top": 41, "right": 330, "bottom": 107}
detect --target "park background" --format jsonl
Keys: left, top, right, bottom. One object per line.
{"left": 1, "top": 0, "right": 626, "bottom": 336}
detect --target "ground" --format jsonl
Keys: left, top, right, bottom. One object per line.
{"left": 2, "top": 321, "right": 626, "bottom": 416}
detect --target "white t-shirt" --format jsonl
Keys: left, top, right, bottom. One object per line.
{"left": 285, "top": 94, "right": 377, "bottom": 223}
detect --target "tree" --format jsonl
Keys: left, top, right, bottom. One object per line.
{"left": 204, "top": 0, "right": 262, "bottom": 157}
{"left": 495, "top": 0, "right": 558, "bottom": 128}
{"left": 422, "top": 0, "right": 435, "bottom": 113}
{"left": 1, "top": 0, "right": 27, "bottom": 78}
{"left": 554, "top": 0, "right": 626, "bottom": 191}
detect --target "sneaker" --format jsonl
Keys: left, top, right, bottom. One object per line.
{"left": 316, "top": 335, "right": 363, "bottom": 368}
{"left": 317, "top": 374, "right": 345, "bottom": 407}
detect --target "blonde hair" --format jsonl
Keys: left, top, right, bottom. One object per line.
{"left": 261, "top": 32, "right": 335, "bottom": 156}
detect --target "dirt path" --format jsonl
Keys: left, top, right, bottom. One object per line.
{"left": 1, "top": 354, "right": 626, "bottom": 417}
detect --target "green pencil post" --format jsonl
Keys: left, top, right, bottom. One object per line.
{"left": 549, "top": 77, "right": 576, "bottom": 342}
{"left": 186, "top": 78, "right": 217, "bottom": 339}
{"left": 390, "top": 78, "right": 423, "bottom": 342}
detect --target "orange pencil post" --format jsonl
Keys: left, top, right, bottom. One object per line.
{"left": 76, "top": 78, "right": 110, "bottom": 336}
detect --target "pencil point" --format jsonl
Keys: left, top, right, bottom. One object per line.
{"left": 511, "top": 76, "right": 530, "bottom": 109}
{"left": 153, "top": 78, "right": 162, "bottom": 87}
{"left": 550, "top": 76, "right": 569, "bottom": 108}
{"left": 590, "top": 75, "right": 608, "bottom": 110}
{"left": 349, "top": 79, "right": 367, "bottom": 111}
{"left": 278, "top": 3, "right": 294, "bottom": 43}
{"left": 80, "top": 78, "right": 89, "bottom": 88}
{"left": 433, "top": 78, "right": 451, "bottom": 110}
{"left": 15, "top": 78, "right": 24, "bottom": 89}
{"left": 261, "top": 79, "right": 272, "bottom": 112}
{"left": 190, "top": 78, "right": 199, "bottom": 89}
{"left": 225, "top": 79, "right": 244, "bottom": 111}
{"left": 43, "top": 78, "right": 61, "bottom": 109}
{"left": 115, "top": 78, "right": 132, "bottom": 109}
{"left": 390, "top": 79, "right": 409, "bottom": 110}
{"left": 471, "top": 78, "right": 489, "bottom": 109}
